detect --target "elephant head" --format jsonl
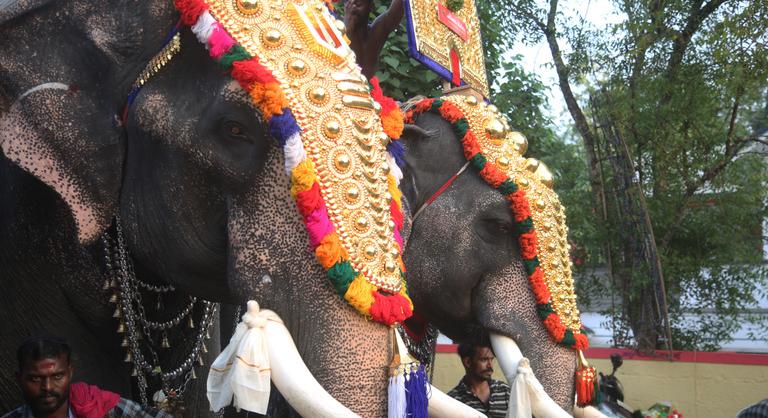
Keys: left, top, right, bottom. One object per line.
{"left": 400, "top": 95, "right": 589, "bottom": 411}
{"left": 1, "top": 1, "right": 410, "bottom": 416}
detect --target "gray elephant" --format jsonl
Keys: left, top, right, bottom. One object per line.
{"left": 1, "top": 1, "right": 404, "bottom": 416}
{"left": 398, "top": 96, "right": 590, "bottom": 412}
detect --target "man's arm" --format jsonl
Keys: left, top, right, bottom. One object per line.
{"left": 344, "top": 0, "right": 404, "bottom": 78}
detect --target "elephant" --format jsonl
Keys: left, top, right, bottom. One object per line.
{"left": 0, "top": 1, "right": 403, "bottom": 416}
{"left": 398, "top": 100, "right": 580, "bottom": 411}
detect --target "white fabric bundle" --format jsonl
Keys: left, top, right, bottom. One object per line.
{"left": 207, "top": 300, "right": 282, "bottom": 414}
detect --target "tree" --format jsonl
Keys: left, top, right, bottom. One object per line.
{"left": 504, "top": 0, "right": 768, "bottom": 350}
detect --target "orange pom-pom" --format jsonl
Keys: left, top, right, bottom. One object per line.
{"left": 315, "top": 233, "right": 348, "bottom": 269}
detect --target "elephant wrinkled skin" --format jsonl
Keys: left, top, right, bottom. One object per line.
{"left": 1, "top": 1, "right": 392, "bottom": 416}
{"left": 400, "top": 111, "right": 578, "bottom": 410}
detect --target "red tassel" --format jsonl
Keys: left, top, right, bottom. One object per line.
{"left": 575, "top": 350, "right": 596, "bottom": 407}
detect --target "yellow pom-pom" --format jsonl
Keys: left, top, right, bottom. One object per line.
{"left": 290, "top": 159, "right": 316, "bottom": 197}
{"left": 388, "top": 175, "right": 402, "bottom": 210}
{"left": 344, "top": 275, "right": 376, "bottom": 316}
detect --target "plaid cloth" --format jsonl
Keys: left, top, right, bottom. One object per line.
{"left": 447, "top": 378, "right": 510, "bottom": 418}
{"left": 2, "top": 398, "right": 171, "bottom": 418}
{"left": 738, "top": 399, "right": 768, "bottom": 418}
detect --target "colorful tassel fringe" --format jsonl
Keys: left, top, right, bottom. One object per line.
{"left": 405, "top": 364, "right": 429, "bottom": 418}
{"left": 174, "top": 0, "right": 413, "bottom": 326}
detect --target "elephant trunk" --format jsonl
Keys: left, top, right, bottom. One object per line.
{"left": 473, "top": 265, "right": 578, "bottom": 411}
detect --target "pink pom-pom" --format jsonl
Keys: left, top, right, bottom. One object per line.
{"left": 305, "top": 206, "right": 335, "bottom": 248}
{"left": 208, "top": 24, "right": 235, "bottom": 60}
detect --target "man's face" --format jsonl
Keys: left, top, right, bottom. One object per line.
{"left": 463, "top": 346, "right": 495, "bottom": 381}
{"left": 16, "top": 355, "right": 72, "bottom": 415}
{"left": 345, "top": 0, "right": 373, "bottom": 19}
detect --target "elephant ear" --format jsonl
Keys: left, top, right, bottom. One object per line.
{"left": 1, "top": 86, "right": 124, "bottom": 244}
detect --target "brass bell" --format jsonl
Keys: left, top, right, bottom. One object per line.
{"left": 191, "top": 368, "right": 197, "bottom": 380}
{"left": 124, "top": 352, "right": 133, "bottom": 363}
{"left": 198, "top": 356, "right": 205, "bottom": 367}
{"left": 161, "top": 334, "right": 170, "bottom": 349}
{"left": 117, "top": 323, "right": 126, "bottom": 333}
{"left": 109, "top": 294, "right": 118, "bottom": 304}
{"left": 188, "top": 317, "right": 195, "bottom": 329}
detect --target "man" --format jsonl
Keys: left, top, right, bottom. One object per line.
{"left": 344, "top": 0, "right": 404, "bottom": 78}
{"left": 447, "top": 342, "right": 510, "bottom": 418}
{"left": 3, "top": 335, "right": 170, "bottom": 418}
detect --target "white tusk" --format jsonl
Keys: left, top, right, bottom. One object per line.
{"left": 490, "top": 333, "right": 572, "bottom": 418}
{"left": 428, "top": 384, "right": 488, "bottom": 417}
{"left": 573, "top": 406, "right": 610, "bottom": 418}
{"left": 265, "top": 320, "right": 361, "bottom": 418}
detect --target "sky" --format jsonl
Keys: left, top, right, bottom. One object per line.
{"left": 509, "top": 0, "right": 624, "bottom": 128}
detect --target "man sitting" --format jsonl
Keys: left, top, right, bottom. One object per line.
{"left": 447, "top": 341, "right": 510, "bottom": 418}
{"left": 3, "top": 335, "right": 169, "bottom": 418}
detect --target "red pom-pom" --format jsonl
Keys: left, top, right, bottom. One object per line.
{"left": 461, "top": 131, "right": 482, "bottom": 159}
{"left": 518, "top": 231, "right": 538, "bottom": 259}
{"left": 573, "top": 332, "right": 590, "bottom": 351}
{"left": 296, "top": 183, "right": 323, "bottom": 217}
{"left": 414, "top": 99, "right": 435, "bottom": 113}
{"left": 507, "top": 190, "right": 532, "bottom": 222}
{"left": 370, "top": 292, "right": 413, "bottom": 326}
{"left": 543, "top": 314, "right": 566, "bottom": 341}
{"left": 173, "top": 0, "right": 209, "bottom": 26}
{"left": 369, "top": 76, "right": 398, "bottom": 115}
{"left": 438, "top": 101, "right": 464, "bottom": 123}
{"left": 230, "top": 59, "right": 276, "bottom": 91}
{"left": 479, "top": 164, "right": 508, "bottom": 188}
{"left": 529, "top": 268, "right": 550, "bottom": 304}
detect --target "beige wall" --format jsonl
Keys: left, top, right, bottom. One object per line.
{"left": 431, "top": 353, "right": 768, "bottom": 418}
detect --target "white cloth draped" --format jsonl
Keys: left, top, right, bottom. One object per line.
{"left": 207, "top": 300, "right": 282, "bottom": 414}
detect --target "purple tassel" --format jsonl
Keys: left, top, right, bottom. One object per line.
{"left": 268, "top": 108, "right": 301, "bottom": 147}
{"left": 405, "top": 364, "right": 428, "bottom": 418}
{"left": 387, "top": 141, "right": 407, "bottom": 168}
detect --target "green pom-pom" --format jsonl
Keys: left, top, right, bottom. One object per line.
{"left": 561, "top": 329, "right": 576, "bottom": 346}
{"left": 327, "top": 261, "right": 357, "bottom": 297}
{"left": 218, "top": 45, "right": 252, "bottom": 71}
{"left": 431, "top": 100, "right": 444, "bottom": 111}
{"left": 516, "top": 217, "right": 535, "bottom": 234}
{"left": 536, "top": 303, "right": 554, "bottom": 320}
{"left": 470, "top": 153, "right": 487, "bottom": 170}
{"left": 454, "top": 119, "right": 469, "bottom": 137}
{"left": 446, "top": 0, "right": 464, "bottom": 13}
{"left": 498, "top": 180, "right": 518, "bottom": 195}
{"left": 522, "top": 257, "right": 540, "bottom": 275}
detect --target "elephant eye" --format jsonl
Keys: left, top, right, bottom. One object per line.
{"left": 223, "top": 120, "right": 248, "bottom": 140}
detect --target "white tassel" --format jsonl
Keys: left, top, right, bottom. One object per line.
{"left": 283, "top": 132, "right": 306, "bottom": 174}
{"left": 388, "top": 373, "right": 406, "bottom": 418}
{"left": 191, "top": 12, "right": 218, "bottom": 45}
{"left": 386, "top": 153, "right": 403, "bottom": 184}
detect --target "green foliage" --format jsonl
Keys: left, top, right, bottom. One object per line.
{"left": 504, "top": 0, "right": 768, "bottom": 350}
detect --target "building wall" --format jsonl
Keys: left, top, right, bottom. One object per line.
{"left": 431, "top": 348, "right": 768, "bottom": 418}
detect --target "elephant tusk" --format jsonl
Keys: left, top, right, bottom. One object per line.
{"left": 428, "top": 384, "right": 488, "bottom": 417}
{"left": 573, "top": 406, "right": 610, "bottom": 418}
{"left": 489, "top": 333, "right": 572, "bottom": 418}
{"left": 264, "top": 319, "right": 361, "bottom": 417}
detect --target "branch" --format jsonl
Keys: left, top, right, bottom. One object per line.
{"left": 658, "top": 92, "right": 747, "bottom": 250}
{"left": 660, "top": 0, "right": 728, "bottom": 106}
